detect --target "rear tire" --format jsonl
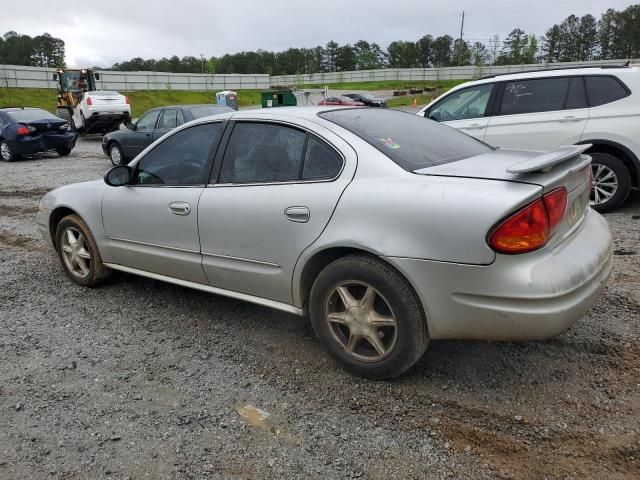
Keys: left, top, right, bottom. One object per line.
{"left": 589, "top": 152, "right": 632, "bottom": 213}
{"left": 309, "top": 255, "right": 428, "bottom": 379}
{"left": 56, "top": 147, "right": 72, "bottom": 157}
{"left": 55, "top": 214, "right": 109, "bottom": 287}
{"left": 0, "top": 140, "right": 19, "bottom": 162}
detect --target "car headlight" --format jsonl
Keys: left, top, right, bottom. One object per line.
{"left": 59, "top": 123, "right": 71, "bottom": 131}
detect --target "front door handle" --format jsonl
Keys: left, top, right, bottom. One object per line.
{"left": 284, "top": 206, "right": 310, "bottom": 223}
{"left": 463, "top": 123, "right": 485, "bottom": 130}
{"left": 558, "top": 116, "right": 581, "bottom": 123}
{"left": 168, "top": 201, "right": 191, "bottom": 216}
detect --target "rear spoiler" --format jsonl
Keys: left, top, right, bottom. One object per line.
{"left": 506, "top": 144, "right": 591, "bottom": 174}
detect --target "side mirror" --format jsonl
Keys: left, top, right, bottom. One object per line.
{"left": 52, "top": 73, "right": 58, "bottom": 81}
{"left": 104, "top": 165, "right": 133, "bottom": 187}
{"left": 93, "top": 73, "right": 100, "bottom": 81}
{"left": 125, "top": 121, "right": 136, "bottom": 130}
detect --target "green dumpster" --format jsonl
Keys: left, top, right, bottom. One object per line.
{"left": 261, "top": 90, "right": 297, "bottom": 108}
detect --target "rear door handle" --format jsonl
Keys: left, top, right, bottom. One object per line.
{"left": 558, "top": 116, "right": 581, "bottom": 123}
{"left": 284, "top": 206, "right": 310, "bottom": 223}
{"left": 168, "top": 201, "right": 191, "bottom": 216}
{"left": 463, "top": 123, "right": 485, "bottom": 130}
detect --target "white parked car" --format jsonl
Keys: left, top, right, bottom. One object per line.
{"left": 73, "top": 91, "right": 131, "bottom": 135}
{"left": 417, "top": 65, "right": 640, "bottom": 212}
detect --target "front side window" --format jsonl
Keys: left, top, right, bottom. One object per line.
{"left": 136, "top": 110, "right": 160, "bottom": 131}
{"left": 219, "top": 123, "right": 306, "bottom": 183}
{"left": 428, "top": 84, "right": 493, "bottom": 122}
{"left": 134, "top": 123, "right": 222, "bottom": 186}
{"left": 585, "top": 76, "right": 630, "bottom": 107}
{"left": 499, "top": 78, "right": 569, "bottom": 115}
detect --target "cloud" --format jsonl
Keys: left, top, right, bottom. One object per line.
{"left": 0, "top": 0, "right": 631, "bottom": 66}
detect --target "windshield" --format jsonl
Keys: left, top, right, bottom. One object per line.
{"left": 7, "top": 109, "right": 58, "bottom": 122}
{"left": 188, "top": 105, "right": 232, "bottom": 119}
{"left": 319, "top": 108, "right": 493, "bottom": 171}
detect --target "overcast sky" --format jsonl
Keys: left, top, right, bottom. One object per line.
{"left": 0, "top": 0, "right": 635, "bottom": 67}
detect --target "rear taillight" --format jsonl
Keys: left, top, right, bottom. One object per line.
{"left": 489, "top": 187, "right": 567, "bottom": 254}
{"left": 16, "top": 126, "right": 30, "bottom": 135}
{"left": 125, "top": 96, "right": 130, "bottom": 104}
{"left": 86, "top": 96, "right": 93, "bottom": 106}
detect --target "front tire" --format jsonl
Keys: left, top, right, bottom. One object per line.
{"left": 0, "top": 141, "right": 19, "bottom": 162}
{"left": 589, "top": 153, "right": 632, "bottom": 213}
{"left": 309, "top": 255, "right": 428, "bottom": 379}
{"left": 109, "top": 143, "right": 126, "bottom": 166}
{"left": 55, "top": 214, "right": 109, "bottom": 287}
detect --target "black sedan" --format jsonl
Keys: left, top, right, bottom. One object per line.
{"left": 344, "top": 92, "right": 387, "bottom": 108}
{"left": 102, "top": 104, "right": 233, "bottom": 165}
{"left": 0, "top": 107, "right": 77, "bottom": 162}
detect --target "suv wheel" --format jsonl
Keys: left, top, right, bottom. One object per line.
{"left": 589, "top": 153, "right": 632, "bottom": 213}
{"left": 309, "top": 255, "right": 428, "bottom": 379}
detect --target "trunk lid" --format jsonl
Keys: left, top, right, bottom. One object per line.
{"left": 22, "top": 118, "right": 68, "bottom": 134}
{"left": 414, "top": 145, "right": 593, "bottom": 248}
{"left": 88, "top": 91, "right": 124, "bottom": 105}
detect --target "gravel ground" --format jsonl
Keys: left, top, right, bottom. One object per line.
{"left": 0, "top": 138, "right": 639, "bottom": 480}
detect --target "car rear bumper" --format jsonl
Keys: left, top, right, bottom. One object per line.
{"left": 85, "top": 105, "right": 131, "bottom": 117}
{"left": 13, "top": 133, "right": 77, "bottom": 155}
{"left": 36, "top": 208, "right": 53, "bottom": 248}
{"left": 386, "top": 209, "right": 613, "bottom": 341}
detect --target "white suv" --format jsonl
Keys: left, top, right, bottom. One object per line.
{"left": 418, "top": 66, "right": 640, "bottom": 212}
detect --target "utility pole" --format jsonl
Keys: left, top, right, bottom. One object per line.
{"left": 200, "top": 54, "right": 205, "bottom": 74}
{"left": 458, "top": 10, "right": 465, "bottom": 66}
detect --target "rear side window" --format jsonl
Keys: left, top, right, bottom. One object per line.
{"left": 219, "top": 122, "right": 344, "bottom": 183}
{"left": 565, "top": 77, "right": 588, "bottom": 110}
{"left": 320, "top": 109, "right": 493, "bottom": 171}
{"left": 499, "top": 78, "right": 569, "bottom": 115}
{"left": 585, "top": 76, "right": 630, "bottom": 107}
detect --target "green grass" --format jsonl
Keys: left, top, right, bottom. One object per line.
{"left": 296, "top": 79, "right": 466, "bottom": 91}
{"left": 0, "top": 88, "right": 262, "bottom": 117}
{"left": 386, "top": 93, "right": 439, "bottom": 108}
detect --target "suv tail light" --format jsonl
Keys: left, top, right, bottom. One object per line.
{"left": 489, "top": 187, "right": 568, "bottom": 254}
{"left": 86, "top": 96, "right": 93, "bottom": 106}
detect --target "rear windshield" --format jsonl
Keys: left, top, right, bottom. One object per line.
{"left": 188, "top": 105, "right": 232, "bottom": 119}
{"left": 319, "top": 108, "right": 493, "bottom": 171}
{"left": 6, "top": 109, "right": 58, "bottom": 122}
{"left": 90, "top": 91, "right": 119, "bottom": 96}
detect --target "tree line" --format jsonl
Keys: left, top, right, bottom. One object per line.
{"left": 0, "top": 31, "right": 65, "bottom": 67}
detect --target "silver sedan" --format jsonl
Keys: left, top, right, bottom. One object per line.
{"left": 37, "top": 107, "right": 613, "bottom": 379}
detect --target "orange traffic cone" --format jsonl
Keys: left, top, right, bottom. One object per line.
{"left": 412, "top": 98, "right": 417, "bottom": 108}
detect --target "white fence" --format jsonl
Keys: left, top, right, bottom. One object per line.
{"left": 0, "top": 64, "right": 270, "bottom": 90}
{"left": 1, "top": 59, "right": 638, "bottom": 91}
{"left": 270, "top": 58, "right": 640, "bottom": 86}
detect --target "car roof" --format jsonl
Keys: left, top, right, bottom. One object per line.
{"left": 450, "top": 66, "right": 636, "bottom": 90}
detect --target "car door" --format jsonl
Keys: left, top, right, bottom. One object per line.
{"left": 198, "top": 118, "right": 356, "bottom": 304}
{"left": 102, "top": 122, "right": 225, "bottom": 283}
{"left": 152, "top": 108, "right": 179, "bottom": 141}
{"left": 484, "top": 76, "right": 589, "bottom": 150}
{"left": 424, "top": 83, "right": 495, "bottom": 140}
{"left": 124, "top": 109, "right": 161, "bottom": 158}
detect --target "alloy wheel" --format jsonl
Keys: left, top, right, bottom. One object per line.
{"left": 590, "top": 163, "right": 618, "bottom": 206}
{"left": 60, "top": 227, "right": 91, "bottom": 278}
{"left": 1, "top": 142, "right": 11, "bottom": 161}
{"left": 110, "top": 145, "right": 122, "bottom": 165}
{"left": 324, "top": 281, "right": 398, "bottom": 362}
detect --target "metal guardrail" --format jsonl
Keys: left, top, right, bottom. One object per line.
{"left": 0, "top": 60, "right": 638, "bottom": 91}
{"left": 269, "top": 59, "right": 640, "bottom": 86}
{"left": 0, "top": 64, "right": 270, "bottom": 90}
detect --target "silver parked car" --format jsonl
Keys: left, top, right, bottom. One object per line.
{"left": 37, "top": 107, "right": 613, "bottom": 379}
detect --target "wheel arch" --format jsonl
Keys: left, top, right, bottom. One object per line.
{"left": 578, "top": 139, "right": 640, "bottom": 188}
{"left": 49, "top": 206, "right": 81, "bottom": 248}
{"left": 296, "top": 246, "right": 428, "bottom": 326}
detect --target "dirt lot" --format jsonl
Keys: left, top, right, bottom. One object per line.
{"left": 0, "top": 138, "right": 639, "bottom": 480}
